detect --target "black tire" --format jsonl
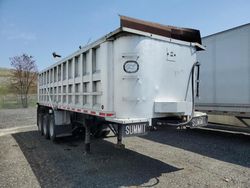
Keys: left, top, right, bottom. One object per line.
{"left": 38, "top": 114, "right": 44, "bottom": 135}
{"left": 49, "top": 114, "right": 57, "bottom": 142}
{"left": 93, "top": 124, "right": 110, "bottom": 138}
{"left": 43, "top": 114, "right": 50, "bottom": 139}
{"left": 100, "top": 129, "right": 110, "bottom": 138}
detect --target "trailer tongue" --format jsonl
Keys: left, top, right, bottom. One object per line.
{"left": 37, "top": 16, "right": 207, "bottom": 153}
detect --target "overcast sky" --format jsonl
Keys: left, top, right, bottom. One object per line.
{"left": 0, "top": 0, "right": 250, "bottom": 70}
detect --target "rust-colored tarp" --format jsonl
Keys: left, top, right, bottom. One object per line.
{"left": 120, "top": 15, "right": 202, "bottom": 45}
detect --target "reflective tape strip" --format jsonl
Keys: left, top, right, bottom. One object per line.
{"left": 39, "top": 103, "right": 115, "bottom": 117}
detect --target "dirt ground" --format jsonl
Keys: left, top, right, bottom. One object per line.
{"left": 0, "top": 108, "right": 249, "bottom": 188}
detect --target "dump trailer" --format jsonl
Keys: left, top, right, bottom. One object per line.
{"left": 197, "top": 23, "right": 250, "bottom": 132}
{"left": 37, "top": 16, "right": 207, "bottom": 153}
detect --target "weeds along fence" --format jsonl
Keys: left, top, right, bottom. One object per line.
{"left": 0, "top": 94, "right": 37, "bottom": 109}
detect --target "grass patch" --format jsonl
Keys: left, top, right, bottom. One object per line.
{"left": 0, "top": 94, "right": 37, "bottom": 109}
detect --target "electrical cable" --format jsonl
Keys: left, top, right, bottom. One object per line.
{"left": 167, "top": 61, "right": 199, "bottom": 127}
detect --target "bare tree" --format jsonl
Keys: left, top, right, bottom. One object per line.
{"left": 10, "top": 54, "right": 38, "bottom": 108}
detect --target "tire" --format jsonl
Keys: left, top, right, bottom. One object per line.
{"left": 49, "top": 114, "right": 57, "bottom": 142}
{"left": 93, "top": 124, "right": 110, "bottom": 138}
{"left": 100, "top": 129, "right": 110, "bottom": 138}
{"left": 43, "top": 114, "right": 50, "bottom": 139}
{"left": 38, "top": 114, "right": 44, "bottom": 135}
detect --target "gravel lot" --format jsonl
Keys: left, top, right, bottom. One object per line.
{"left": 0, "top": 108, "right": 249, "bottom": 188}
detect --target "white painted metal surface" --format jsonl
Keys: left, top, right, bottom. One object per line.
{"left": 197, "top": 23, "right": 250, "bottom": 115}
{"left": 154, "top": 101, "right": 192, "bottom": 114}
{"left": 38, "top": 26, "right": 200, "bottom": 124}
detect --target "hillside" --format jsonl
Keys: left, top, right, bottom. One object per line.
{"left": 0, "top": 68, "right": 12, "bottom": 83}
{"left": 0, "top": 67, "right": 12, "bottom": 76}
{"left": 0, "top": 68, "right": 12, "bottom": 95}
{"left": 0, "top": 67, "right": 37, "bottom": 95}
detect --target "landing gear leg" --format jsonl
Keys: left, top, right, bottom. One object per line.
{"left": 116, "top": 124, "right": 125, "bottom": 149}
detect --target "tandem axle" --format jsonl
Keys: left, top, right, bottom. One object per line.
{"left": 37, "top": 104, "right": 149, "bottom": 153}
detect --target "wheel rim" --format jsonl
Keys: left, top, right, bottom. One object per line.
{"left": 49, "top": 120, "right": 54, "bottom": 137}
{"left": 43, "top": 119, "right": 47, "bottom": 134}
{"left": 38, "top": 117, "right": 42, "bottom": 131}
{"left": 38, "top": 120, "right": 41, "bottom": 131}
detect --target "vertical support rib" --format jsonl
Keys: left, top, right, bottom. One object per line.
{"left": 89, "top": 49, "right": 93, "bottom": 108}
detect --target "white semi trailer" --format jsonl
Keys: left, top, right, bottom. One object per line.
{"left": 37, "top": 16, "right": 207, "bottom": 153}
{"left": 197, "top": 23, "right": 250, "bottom": 132}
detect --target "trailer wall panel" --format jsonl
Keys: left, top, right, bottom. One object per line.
{"left": 197, "top": 24, "right": 250, "bottom": 113}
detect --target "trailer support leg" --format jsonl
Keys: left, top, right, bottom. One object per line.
{"left": 116, "top": 124, "right": 125, "bottom": 149}
{"left": 84, "top": 124, "right": 91, "bottom": 154}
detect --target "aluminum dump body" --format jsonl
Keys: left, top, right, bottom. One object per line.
{"left": 38, "top": 16, "right": 204, "bottom": 124}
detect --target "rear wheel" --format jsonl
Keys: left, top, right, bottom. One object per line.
{"left": 38, "top": 114, "right": 44, "bottom": 135}
{"left": 43, "top": 114, "right": 50, "bottom": 139}
{"left": 49, "top": 114, "right": 57, "bottom": 142}
{"left": 93, "top": 124, "right": 110, "bottom": 138}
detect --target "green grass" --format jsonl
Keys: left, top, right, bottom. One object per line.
{"left": 0, "top": 67, "right": 37, "bottom": 109}
{"left": 0, "top": 67, "right": 12, "bottom": 95}
{"left": 0, "top": 95, "right": 37, "bottom": 109}
{"left": 0, "top": 85, "right": 8, "bottom": 96}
